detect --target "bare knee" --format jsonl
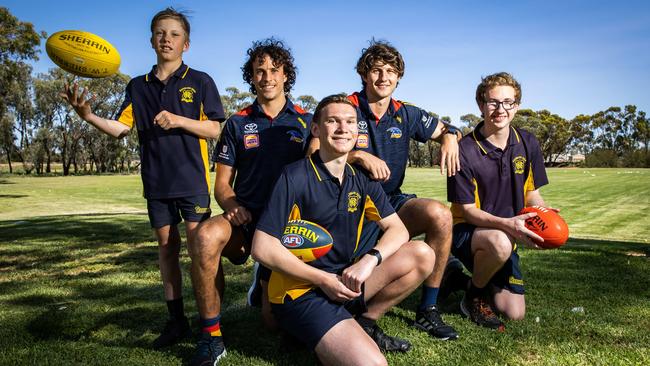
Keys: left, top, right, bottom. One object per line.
{"left": 426, "top": 200, "right": 452, "bottom": 231}
{"left": 190, "top": 225, "right": 227, "bottom": 268}
{"left": 410, "top": 240, "right": 435, "bottom": 276}
{"left": 493, "top": 291, "right": 525, "bottom": 320}
{"left": 501, "top": 303, "right": 525, "bottom": 320}
{"left": 484, "top": 231, "right": 512, "bottom": 263}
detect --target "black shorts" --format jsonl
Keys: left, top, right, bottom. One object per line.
{"left": 354, "top": 193, "right": 417, "bottom": 257}
{"left": 146, "top": 195, "right": 211, "bottom": 229}
{"left": 271, "top": 287, "right": 367, "bottom": 350}
{"left": 452, "top": 223, "right": 524, "bottom": 294}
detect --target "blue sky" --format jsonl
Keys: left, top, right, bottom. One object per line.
{"left": 4, "top": 0, "right": 650, "bottom": 123}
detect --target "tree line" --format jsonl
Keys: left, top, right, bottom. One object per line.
{"left": 1, "top": 7, "right": 648, "bottom": 175}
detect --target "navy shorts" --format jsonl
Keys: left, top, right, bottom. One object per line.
{"left": 146, "top": 195, "right": 211, "bottom": 229}
{"left": 271, "top": 287, "right": 367, "bottom": 350}
{"left": 452, "top": 223, "right": 524, "bottom": 294}
{"left": 355, "top": 193, "right": 417, "bottom": 257}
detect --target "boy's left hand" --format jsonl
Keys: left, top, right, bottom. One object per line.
{"left": 154, "top": 110, "right": 185, "bottom": 130}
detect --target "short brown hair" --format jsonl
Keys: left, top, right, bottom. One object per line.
{"left": 475, "top": 72, "right": 522, "bottom": 106}
{"left": 313, "top": 94, "right": 355, "bottom": 124}
{"left": 355, "top": 40, "right": 405, "bottom": 88}
{"left": 242, "top": 38, "right": 297, "bottom": 95}
{"left": 150, "top": 7, "right": 191, "bottom": 41}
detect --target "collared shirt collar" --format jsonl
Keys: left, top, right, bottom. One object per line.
{"left": 308, "top": 151, "right": 356, "bottom": 182}
{"left": 471, "top": 121, "right": 522, "bottom": 155}
{"left": 250, "top": 98, "right": 298, "bottom": 119}
{"left": 356, "top": 90, "right": 399, "bottom": 122}
{"left": 146, "top": 62, "right": 189, "bottom": 83}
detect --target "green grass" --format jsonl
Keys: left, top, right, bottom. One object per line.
{"left": 1, "top": 168, "right": 649, "bottom": 365}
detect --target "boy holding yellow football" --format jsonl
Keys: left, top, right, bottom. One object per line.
{"left": 62, "top": 7, "right": 225, "bottom": 351}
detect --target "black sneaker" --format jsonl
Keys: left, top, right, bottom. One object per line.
{"left": 153, "top": 316, "right": 191, "bottom": 349}
{"left": 360, "top": 323, "right": 411, "bottom": 353}
{"left": 460, "top": 294, "right": 505, "bottom": 332}
{"left": 190, "top": 333, "right": 227, "bottom": 366}
{"left": 414, "top": 305, "right": 459, "bottom": 340}
{"left": 246, "top": 262, "right": 262, "bottom": 307}
{"left": 439, "top": 257, "right": 471, "bottom": 301}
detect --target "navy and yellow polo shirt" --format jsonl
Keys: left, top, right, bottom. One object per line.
{"left": 214, "top": 99, "right": 312, "bottom": 216}
{"left": 256, "top": 152, "right": 395, "bottom": 304}
{"left": 447, "top": 122, "right": 549, "bottom": 224}
{"left": 116, "top": 63, "right": 225, "bottom": 199}
{"left": 348, "top": 91, "right": 439, "bottom": 196}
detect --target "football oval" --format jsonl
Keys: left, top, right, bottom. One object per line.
{"left": 281, "top": 220, "right": 333, "bottom": 262}
{"left": 519, "top": 206, "right": 569, "bottom": 249}
{"left": 46, "top": 30, "right": 121, "bottom": 78}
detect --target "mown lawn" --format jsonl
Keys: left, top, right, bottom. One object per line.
{"left": 1, "top": 168, "right": 648, "bottom": 365}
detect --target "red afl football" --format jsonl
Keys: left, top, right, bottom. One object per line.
{"left": 519, "top": 206, "right": 569, "bottom": 249}
{"left": 281, "top": 220, "right": 333, "bottom": 262}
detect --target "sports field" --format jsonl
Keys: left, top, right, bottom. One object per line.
{"left": 1, "top": 168, "right": 648, "bottom": 365}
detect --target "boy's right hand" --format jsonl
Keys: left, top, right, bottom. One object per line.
{"left": 505, "top": 212, "right": 543, "bottom": 249}
{"left": 223, "top": 205, "right": 252, "bottom": 226}
{"left": 61, "top": 82, "right": 94, "bottom": 121}
{"left": 319, "top": 273, "right": 361, "bottom": 303}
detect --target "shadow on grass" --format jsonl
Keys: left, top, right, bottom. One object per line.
{"left": 1, "top": 213, "right": 152, "bottom": 247}
{"left": 1, "top": 213, "right": 319, "bottom": 364}
{"left": 0, "top": 194, "right": 28, "bottom": 198}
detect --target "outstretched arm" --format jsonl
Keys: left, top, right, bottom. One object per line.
{"left": 61, "top": 82, "right": 130, "bottom": 138}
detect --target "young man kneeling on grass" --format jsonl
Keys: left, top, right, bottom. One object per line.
{"left": 252, "top": 94, "right": 435, "bottom": 365}
{"left": 447, "top": 72, "right": 555, "bottom": 331}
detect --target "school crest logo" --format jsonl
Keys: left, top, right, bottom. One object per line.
{"left": 387, "top": 127, "right": 402, "bottom": 139}
{"left": 348, "top": 192, "right": 361, "bottom": 213}
{"left": 179, "top": 87, "right": 196, "bottom": 103}
{"left": 244, "top": 134, "right": 259, "bottom": 149}
{"left": 513, "top": 156, "right": 526, "bottom": 174}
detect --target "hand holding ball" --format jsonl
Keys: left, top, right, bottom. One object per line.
{"left": 518, "top": 206, "right": 569, "bottom": 249}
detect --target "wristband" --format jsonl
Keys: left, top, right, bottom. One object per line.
{"left": 366, "top": 249, "right": 382, "bottom": 266}
{"left": 444, "top": 124, "right": 462, "bottom": 136}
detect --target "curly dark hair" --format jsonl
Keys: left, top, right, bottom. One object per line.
{"left": 356, "top": 39, "right": 405, "bottom": 88}
{"left": 242, "top": 38, "right": 297, "bottom": 95}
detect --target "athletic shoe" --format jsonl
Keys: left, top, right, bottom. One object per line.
{"left": 460, "top": 294, "right": 505, "bottom": 332}
{"left": 190, "top": 333, "right": 227, "bottom": 366}
{"left": 360, "top": 323, "right": 411, "bottom": 353}
{"left": 413, "top": 305, "right": 459, "bottom": 340}
{"left": 439, "top": 256, "right": 471, "bottom": 301}
{"left": 246, "top": 261, "right": 262, "bottom": 307}
{"left": 152, "top": 316, "right": 191, "bottom": 349}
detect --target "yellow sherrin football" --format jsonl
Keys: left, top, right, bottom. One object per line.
{"left": 46, "top": 30, "right": 121, "bottom": 78}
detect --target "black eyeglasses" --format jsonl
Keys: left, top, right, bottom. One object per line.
{"left": 485, "top": 100, "right": 517, "bottom": 110}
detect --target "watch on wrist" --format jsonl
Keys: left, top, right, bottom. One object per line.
{"left": 366, "top": 248, "right": 382, "bottom": 266}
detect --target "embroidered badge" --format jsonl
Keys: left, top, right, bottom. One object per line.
{"left": 179, "top": 87, "right": 196, "bottom": 103}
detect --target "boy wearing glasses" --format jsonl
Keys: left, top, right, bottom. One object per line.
{"left": 447, "top": 72, "right": 550, "bottom": 331}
